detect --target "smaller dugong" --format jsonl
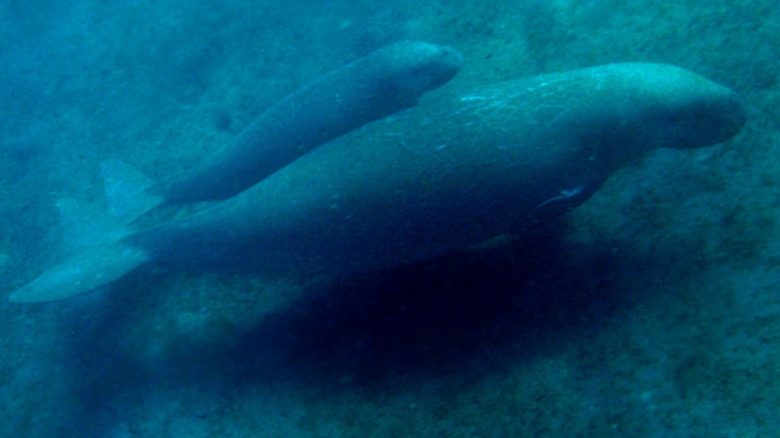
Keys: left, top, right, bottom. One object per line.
{"left": 153, "top": 41, "right": 464, "bottom": 204}
{"left": 9, "top": 63, "right": 745, "bottom": 303}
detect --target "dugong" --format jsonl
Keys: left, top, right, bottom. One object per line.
{"left": 153, "top": 41, "right": 463, "bottom": 204}
{"left": 9, "top": 63, "right": 745, "bottom": 302}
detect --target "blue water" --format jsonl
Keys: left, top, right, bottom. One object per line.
{"left": 1, "top": 1, "right": 778, "bottom": 436}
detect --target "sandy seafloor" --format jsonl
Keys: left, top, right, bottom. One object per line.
{"left": 1, "top": 0, "right": 779, "bottom": 436}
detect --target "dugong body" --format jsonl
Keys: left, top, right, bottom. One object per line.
{"left": 154, "top": 41, "right": 463, "bottom": 204}
{"left": 135, "top": 63, "right": 745, "bottom": 273}
{"left": 9, "top": 63, "right": 745, "bottom": 302}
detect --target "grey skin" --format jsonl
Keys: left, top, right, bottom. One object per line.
{"left": 135, "top": 63, "right": 745, "bottom": 274}
{"left": 8, "top": 63, "right": 745, "bottom": 302}
{"left": 153, "top": 41, "right": 464, "bottom": 204}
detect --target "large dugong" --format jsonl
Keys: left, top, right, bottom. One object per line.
{"left": 9, "top": 63, "right": 745, "bottom": 302}
{"left": 153, "top": 41, "right": 463, "bottom": 204}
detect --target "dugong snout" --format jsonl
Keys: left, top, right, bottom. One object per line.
{"left": 380, "top": 41, "right": 464, "bottom": 104}
{"left": 677, "top": 82, "right": 746, "bottom": 149}
{"left": 625, "top": 63, "right": 746, "bottom": 149}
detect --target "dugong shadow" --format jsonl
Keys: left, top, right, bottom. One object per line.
{"left": 51, "top": 219, "right": 690, "bottom": 438}
{"left": 222, "top": 223, "right": 652, "bottom": 389}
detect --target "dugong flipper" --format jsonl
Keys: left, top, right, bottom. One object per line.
{"left": 9, "top": 63, "right": 745, "bottom": 303}
{"left": 153, "top": 41, "right": 463, "bottom": 204}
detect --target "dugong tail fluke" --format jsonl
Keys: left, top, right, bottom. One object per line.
{"left": 101, "top": 159, "right": 163, "bottom": 219}
{"left": 8, "top": 162, "right": 156, "bottom": 303}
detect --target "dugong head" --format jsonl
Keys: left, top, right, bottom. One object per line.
{"left": 613, "top": 63, "right": 746, "bottom": 151}
{"left": 374, "top": 41, "right": 464, "bottom": 105}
